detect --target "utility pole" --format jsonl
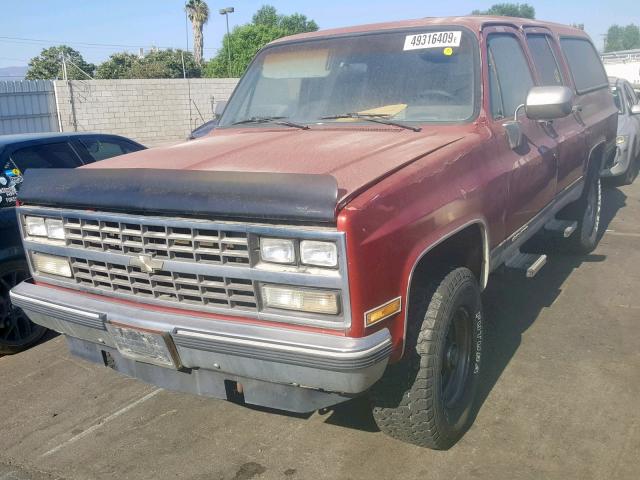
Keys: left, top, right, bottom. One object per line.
{"left": 182, "top": 50, "right": 193, "bottom": 130}
{"left": 60, "top": 52, "right": 77, "bottom": 131}
{"left": 60, "top": 52, "right": 68, "bottom": 81}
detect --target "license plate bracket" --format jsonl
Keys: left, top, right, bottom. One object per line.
{"left": 106, "top": 322, "right": 181, "bottom": 369}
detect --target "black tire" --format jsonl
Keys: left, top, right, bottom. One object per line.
{"left": 370, "top": 267, "right": 483, "bottom": 449}
{"left": 563, "top": 171, "right": 602, "bottom": 254}
{"left": 0, "top": 260, "right": 46, "bottom": 354}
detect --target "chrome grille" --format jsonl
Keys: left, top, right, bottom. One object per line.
{"left": 70, "top": 258, "right": 258, "bottom": 312}
{"left": 63, "top": 217, "right": 250, "bottom": 265}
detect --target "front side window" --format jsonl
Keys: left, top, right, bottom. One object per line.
{"left": 219, "top": 28, "right": 479, "bottom": 126}
{"left": 487, "top": 34, "right": 535, "bottom": 120}
{"left": 526, "top": 34, "right": 564, "bottom": 86}
{"left": 560, "top": 38, "right": 608, "bottom": 94}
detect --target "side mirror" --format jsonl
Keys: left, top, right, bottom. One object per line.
{"left": 525, "top": 86, "right": 574, "bottom": 121}
{"left": 503, "top": 120, "right": 524, "bottom": 150}
{"left": 631, "top": 104, "right": 640, "bottom": 115}
{"left": 214, "top": 100, "right": 227, "bottom": 117}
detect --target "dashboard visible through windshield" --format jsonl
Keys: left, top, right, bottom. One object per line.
{"left": 219, "top": 28, "right": 479, "bottom": 128}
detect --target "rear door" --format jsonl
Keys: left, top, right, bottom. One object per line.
{"left": 483, "top": 26, "right": 558, "bottom": 236}
{"left": 524, "top": 27, "right": 586, "bottom": 194}
{"left": 558, "top": 36, "right": 617, "bottom": 177}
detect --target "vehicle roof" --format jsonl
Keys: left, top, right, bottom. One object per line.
{"left": 0, "top": 131, "right": 136, "bottom": 149}
{"left": 270, "top": 15, "right": 588, "bottom": 45}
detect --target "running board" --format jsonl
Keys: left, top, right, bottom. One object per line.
{"left": 505, "top": 253, "right": 548, "bottom": 278}
{"left": 545, "top": 219, "right": 578, "bottom": 238}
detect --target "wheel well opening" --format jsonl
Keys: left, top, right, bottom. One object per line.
{"left": 587, "top": 142, "right": 606, "bottom": 177}
{"left": 410, "top": 224, "right": 484, "bottom": 298}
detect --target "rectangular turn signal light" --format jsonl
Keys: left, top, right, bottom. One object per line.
{"left": 365, "top": 297, "right": 402, "bottom": 327}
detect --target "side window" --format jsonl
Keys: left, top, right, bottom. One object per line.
{"left": 80, "top": 138, "right": 134, "bottom": 162}
{"left": 10, "top": 142, "right": 83, "bottom": 171}
{"left": 560, "top": 38, "right": 608, "bottom": 94}
{"left": 487, "top": 34, "right": 535, "bottom": 120}
{"left": 526, "top": 34, "right": 564, "bottom": 86}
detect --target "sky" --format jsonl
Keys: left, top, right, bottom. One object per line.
{"left": 0, "top": 0, "right": 639, "bottom": 70}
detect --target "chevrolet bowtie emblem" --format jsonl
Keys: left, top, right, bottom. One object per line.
{"left": 129, "top": 254, "right": 164, "bottom": 274}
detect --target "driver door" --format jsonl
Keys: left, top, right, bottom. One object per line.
{"left": 484, "top": 26, "right": 558, "bottom": 237}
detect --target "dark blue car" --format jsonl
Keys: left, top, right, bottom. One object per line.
{"left": 0, "top": 132, "right": 145, "bottom": 353}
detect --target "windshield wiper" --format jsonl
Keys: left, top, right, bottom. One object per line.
{"left": 232, "top": 116, "right": 309, "bottom": 130}
{"left": 319, "top": 113, "right": 421, "bottom": 132}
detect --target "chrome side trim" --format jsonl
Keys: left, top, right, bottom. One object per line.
{"left": 402, "top": 218, "right": 490, "bottom": 357}
{"left": 489, "top": 177, "right": 584, "bottom": 269}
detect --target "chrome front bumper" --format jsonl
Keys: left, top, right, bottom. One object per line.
{"left": 601, "top": 145, "right": 632, "bottom": 177}
{"left": 10, "top": 281, "right": 392, "bottom": 412}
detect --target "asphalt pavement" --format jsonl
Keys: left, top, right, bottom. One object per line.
{"left": 1, "top": 180, "right": 639, "bottom": 480}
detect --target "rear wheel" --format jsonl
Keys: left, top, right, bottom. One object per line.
{"left": 0, "top": 260, "right": 46, "bottom": 354}
{"left": 563, "top": 171, "right": 601, "bottom": 255}
{"left": 370, "top": 267, "right": 482, "bottom": 449}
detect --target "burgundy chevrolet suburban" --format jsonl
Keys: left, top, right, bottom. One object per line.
{"left": 11, "top": 16, "right": 616, "bottom": 449}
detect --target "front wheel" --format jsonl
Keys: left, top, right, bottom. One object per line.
{"left": 370, "top": 267, "right": 483, "bottom": 449}
{"left": 0, "top": 260, "right": 46, "bottom": 354}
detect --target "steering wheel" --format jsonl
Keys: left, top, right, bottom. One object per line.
{"left": 416, "top": 90, "right": 456, "bottom": 101}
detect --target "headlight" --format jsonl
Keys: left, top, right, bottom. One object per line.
{"left": 45, "top": 218, "right": 65, "bottom": 240}
{"left": 31, "top": 252, "right": 72, "bottom": 278}
{"left": 300, "top": 240, "right": 337, "bottom": 267}
{"left": 260, "top": 238, "right": 295, "bottom": 264}
{"left": 25, "top": 216, "right": 47, "bottom": 237}
{"left": 616, "top": 135, "right": 628, "bottom": 145}
{"left": 261, "top": 284, "right": 340, "bottom": 315}
{"left": 23, "top": 216, "right": 65, "bottom": 241}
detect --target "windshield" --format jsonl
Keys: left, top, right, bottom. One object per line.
{"left": 219, "top": 28, "right": 479, "bottom": 127}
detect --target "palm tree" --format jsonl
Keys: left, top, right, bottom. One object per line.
{"left": 185, "top": 0, "right": 209, "bottom": 65}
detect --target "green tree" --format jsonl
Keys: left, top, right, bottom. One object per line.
{"left": 472, "top": 3, "right": 535, "bottom": 19}
{"left": 95, "top": 52, "right": 139, "bottom": 79}
{"left": 185, "top": 0, "right": 210, "bottom": 65}
{"left": 204, "top": 5, "right": 318, "bottom": 78}
{"left": 25, "top": 45, "right": 95, "bottom": 80}
{"left": 130, "top": 49, "right": 200, "bottom": 78}
{"left": 605, "top": 24, "right": 640, "bottom": 52}
{"left": 252, "top": 5, "right": 279, "bottom": 27}
{"left": 251, "top": 5, "right": 318, "bottom": 34}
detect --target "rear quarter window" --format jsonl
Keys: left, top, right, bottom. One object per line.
{"left": 560, "top": 38, "right": 608, "bottom": 94}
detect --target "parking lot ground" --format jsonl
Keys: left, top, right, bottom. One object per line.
{"left": 1, "top": 181, "right": 639, "bottom": 480}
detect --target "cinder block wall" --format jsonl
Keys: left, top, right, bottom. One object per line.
{"left": 54, "top": 78, "right": 239, "bottom": 146}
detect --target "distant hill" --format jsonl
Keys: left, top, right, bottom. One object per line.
{"left": 0, "top": 66, "right": 28, "bottom": 81}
